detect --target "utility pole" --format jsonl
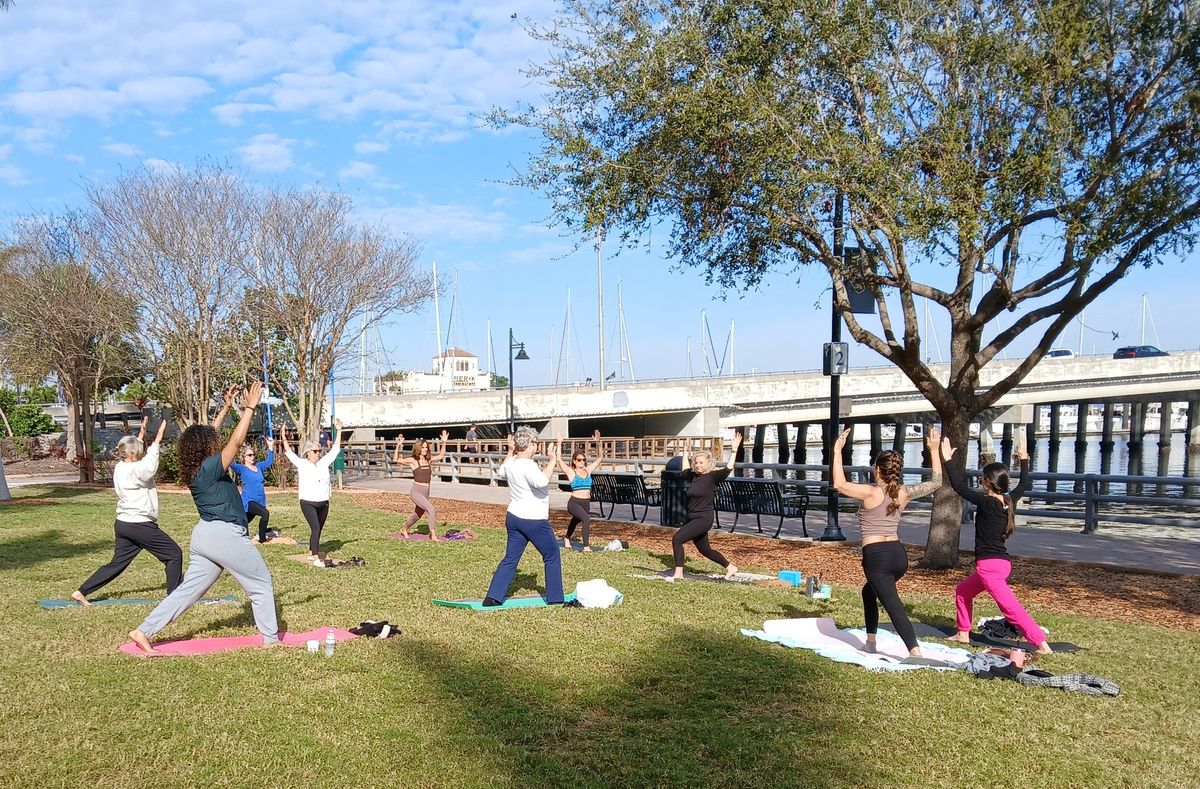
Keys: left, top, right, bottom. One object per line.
{"left": 597, "top": 233, "right": 606, "bottom": 391}
{"left": 820, "top": 193, "right": 847, "bottom": 541}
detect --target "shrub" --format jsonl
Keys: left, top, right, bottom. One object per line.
{"left": 157, "top": 441, "right": 180, "bottom": 484}
{"left": 0, "top": 437, "right": 31, "bottom": 461}
{"left": 7, "top": 405, "right": 56, "bottom": 437}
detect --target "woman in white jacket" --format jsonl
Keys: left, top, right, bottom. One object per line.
{"left": 72, "top": 419, "right": 182, "bottom": 605}
{"left": 281, "top": 420, "right": 342, "bottom": 562}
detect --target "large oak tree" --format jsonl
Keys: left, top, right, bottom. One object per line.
{"left": 498, "top": 0, "right": 1200, "bottom": 566}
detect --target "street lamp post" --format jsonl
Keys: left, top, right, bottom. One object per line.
{"left": 508, "top": 328, "right": 529, "bottom": 434}
{"left": 820, "top": 192, "right": 848, "bottom": 541}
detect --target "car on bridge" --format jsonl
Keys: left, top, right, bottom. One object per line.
{"left": 1112, "top": 345, "right": 1169, "bottom": 359}
{"left": 1046, "top": 348, "right": 1075, "bottom": 358}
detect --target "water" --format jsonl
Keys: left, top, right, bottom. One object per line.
{"left": 757, "top": 434, "right": 1195, "bottom": 478}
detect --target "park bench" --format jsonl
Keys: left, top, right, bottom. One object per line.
{"left": 714, "top": 477, "right": 809, "bottom": 538}
{"left": 590, "top": 472, "right": 662, "bottom": 523}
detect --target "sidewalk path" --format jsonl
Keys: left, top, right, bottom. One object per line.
{"left": 347, "top": 475, "right": 1200, "bottom": 576}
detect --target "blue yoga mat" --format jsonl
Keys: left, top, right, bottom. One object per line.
{"left": 432, "top": 592, "right": 576, "bottom": 611}
{"left": 40, "top": 594, "right": 240, "bottom": 610}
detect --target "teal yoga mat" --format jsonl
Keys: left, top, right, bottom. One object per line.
{"left": 432, "top": 592, "right": 576, "bottom": 611}
{"left": 40, "top": 594, "right": 240, "bottom": 610}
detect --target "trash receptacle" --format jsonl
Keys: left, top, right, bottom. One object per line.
{"left": 660, "top": 456, "right": 688, "bottom": 527}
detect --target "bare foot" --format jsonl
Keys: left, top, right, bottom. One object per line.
{"left": 1035, "top": 642, "right": 1053, "bottom": 655}
{"left": 724, "top": 564, "right": 739, "bottom": 580}
{"left": 908, "top": 647, "right": 923, "bottom": 658}
{"left": 946, "top": 632, "right": 971, "bottom": 644}
{"left": 863, "top": 638, "right": 877, "bottom": 653}
{"left": 400, "top": 531, "right": 410, "bottom": 539}
{"left": 259, "top": 639, "right": 284, "bottom": 649}
{"left": 563, "top": 538, "right": 571, "bottom": 548}
{"left": 127, "top": 629, "right": 161, "bottom": 656}
{"left": 582, "top": 546, "right": 592, "bottom": 553}
{"left": 430, "top": 535, "right": 440, "bottom": 542}
{"left": 667, "top": 571, "right": 683, "bottom": 583}
{"left": 71, "top": 590, "right": 91, "bottom": 607}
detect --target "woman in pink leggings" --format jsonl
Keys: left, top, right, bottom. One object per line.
{"left": 940, "top": 437, "right": 1052, "bottom": 655}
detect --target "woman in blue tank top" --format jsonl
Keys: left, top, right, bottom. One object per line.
{"left": 556, "top": 430, "right": 603, "bottom": 550}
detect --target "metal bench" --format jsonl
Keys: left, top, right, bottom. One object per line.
{"left": 715, "top": 477, "right": 809, "bottom": 538}
{"left": 590, "top": 472, "right": 662, "bottom": 523}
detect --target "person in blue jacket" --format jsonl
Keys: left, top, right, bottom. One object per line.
{"left": 232, "top": 436, "right": 276, "bottom": 543}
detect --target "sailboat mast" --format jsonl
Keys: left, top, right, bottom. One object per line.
{"left": 730, "top": 320, "right": 735, "bottom": 376}
{"left": 597, "top": 233, "right": 606, "bottom": 392}
{"left": 432, "top": 261, "right": 444, "bottom": 390}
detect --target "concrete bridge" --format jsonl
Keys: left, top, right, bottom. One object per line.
{"left": 331, "top": 351, "right": 1200, "bottom": 439}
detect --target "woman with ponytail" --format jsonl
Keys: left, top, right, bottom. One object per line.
{"left": 833, "top": 427, "right": 943, "bottom": 656}
{"left": 940, "top": 437, "right": 1051, "bottom": 654}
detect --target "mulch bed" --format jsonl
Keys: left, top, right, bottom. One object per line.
{"left": 349, "top": 490, "right": 1200, "bottom": 633}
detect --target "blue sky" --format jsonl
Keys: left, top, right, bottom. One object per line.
{"left": 1, "top": 1, "right": 1196, "bottom": 395}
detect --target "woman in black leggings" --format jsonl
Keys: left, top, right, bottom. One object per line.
{"left": 832, "top": 426, "right": 942, "bottom": 656}
{"left": 556, "top": 429, "right": 602, "bottom": 550}
{"left": 669, "top": 432, "right": 743, "bottom": 581}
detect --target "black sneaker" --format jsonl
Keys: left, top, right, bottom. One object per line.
{"left": 481, "top": 597, "right": 503, "bottom": 607}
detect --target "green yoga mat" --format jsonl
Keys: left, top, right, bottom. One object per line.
{"left": 432, "top": 592, "right": 576, "bottom": 611}
{"left": 40, "top": 594, "right": 240, "bottom": 610}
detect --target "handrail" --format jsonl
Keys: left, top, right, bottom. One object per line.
{"left": 341, "top": 448, "right": 1200, "bottom": 534}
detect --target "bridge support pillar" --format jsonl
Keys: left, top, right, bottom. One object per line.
{"left": 752, "top": 425, "right": 767, "bottom": 478}
{"left": 1100, "top": 402, "right": 1115, "bottom": 493}
{"left": 540, "top": 417, "right": 570, "bottom": 440}
{"left": 977, "top": 419, "right": 996, "bottom": 466}
{"left": 1074, "top": 403, "right": 1088, "bottom": 493}
{"left": 792, "top": 423, "right": 808, "bottom": 469}
{"left": 1157, "top": 400, "right": 1173, "bottom": 495}
{"left": 1186, "top": 400, "right": 1200, "bottom": 498}
{"left": 776, "top": 423, "right": 789, "bottom": 479}
{"left": 1000, "top": 423, "right": 1013, "bottom": 466}
{"left": 869, "top": 423, "right": 883, "bottom": 463}
{"left": 1046, "top": 405, "right": 1061, "bottom": 492}
{"left": 1127, "top": 402, "right": 1145, "bottom": 495}
{"left": 841, "top": 423, "right": 855, "bottom": 469}
{"left": 891, "top": 421, "right": 905, "bottom": 454}
{"left": 1025, "top": 417, "right": 1038, "bottom": 470}
{"left": 738, "top": 425, "right": 751, "bottom": 467}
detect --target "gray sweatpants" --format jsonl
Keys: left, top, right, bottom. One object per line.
{"left": 137, "top": 519, "right": 279, "bottom": 643}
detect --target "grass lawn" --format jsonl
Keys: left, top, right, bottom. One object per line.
{"left": 2, "top": 485, "right": 1198, "bottom": 788}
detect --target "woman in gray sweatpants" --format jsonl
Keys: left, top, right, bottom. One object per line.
{"left": 128, "top": 382, "right": 278, "bottom": 655}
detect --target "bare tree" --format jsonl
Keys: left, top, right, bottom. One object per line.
{"left": 0, "top": 222, "right": 139, "bottom": 482}
{"left": 249, "top": 188, "right": 431, "bottom": 440}
{"left": 82, "top": 161, "right": 258, "bottom": 427}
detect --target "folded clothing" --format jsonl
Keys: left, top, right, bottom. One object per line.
{"left": 1016, "top": 670, "right": 1120, "bottom": 696}
{"left": 349, "top": 620, "right": 401, "bottom": 638}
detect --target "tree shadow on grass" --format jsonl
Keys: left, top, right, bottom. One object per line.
{"left": 320, "top": 539, "right": 359, "bottom": 554}
{"left": 0, "top": 529, "right": 111, "bottom": 571}
{"left": 7, "top": 485, "right": 102, "bottom": 501}
{"left": 400, "top": 627, "right": 870, "bottom": 788}
{"left": 507, "top": 571, "right": 544, "bottom": 595}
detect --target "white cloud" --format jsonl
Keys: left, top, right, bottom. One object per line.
{"left": 358, "top": 200, "right": 510, "bottom": 242}
{"left": 338, "top": 160, "right": 378, "bottom": 180}
{"left": 102, "top": 142, "right": 139, "bottom": 157}
{"left": 237, "top": 132, "right": 297, "bottom": 172}
{"left": 354, "top": 140, "right": 389, "bottom": 155}
{"left": 0, "top": 143, "right": 28, "bottom": 185}
{"left": 211, "top": 101, "right": 275, "bottom": 126}
{"left": 143, "top": 158, "right": 179, "bottom": 174}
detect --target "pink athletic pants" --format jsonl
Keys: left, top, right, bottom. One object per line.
{"left": 955, "top": 557, "right": 1046, "bottom": 645}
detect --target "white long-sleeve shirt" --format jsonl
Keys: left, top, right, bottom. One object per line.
{"left": 113, "top": 443, "right": 161, "bottom": 523}
{"left": 284, "top": 444, "right": 340, "bottom": 502}
{"left": 498, "top": 456, "right": 550, "bottom": 520}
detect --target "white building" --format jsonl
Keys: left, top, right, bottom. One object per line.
{"left": 374, "top": 348, "right": 492, "bottom": 394}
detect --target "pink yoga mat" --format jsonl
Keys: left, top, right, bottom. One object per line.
{"left": 387, "top": 532, "right": 475, "bottom": 541}
{"left": 119, "top": 627, "right": 357, "bottom": 657}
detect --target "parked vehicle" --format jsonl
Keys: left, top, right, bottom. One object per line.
{"left": 1046, "top": 348, "right": 1075, "bottom": 358}
{"left": 1112, "top": 345, "right": 1169, "bottom": 359}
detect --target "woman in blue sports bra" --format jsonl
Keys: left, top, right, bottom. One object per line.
{"left": 556, "top": 429, "right": 603, "bottom": 551}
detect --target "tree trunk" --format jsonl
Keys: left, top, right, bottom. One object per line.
{"left": 0, "top": 454, "right": 10, "bottom": 501}
{"left": 0, "top": 404, "right": 13, "bottom": 438}
{"left": 79, "top": 385, "right": 95, "bottom": 484}
{"left": 922, "top": 409, "right": 969, "bottom": 568}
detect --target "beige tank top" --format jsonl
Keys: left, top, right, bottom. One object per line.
{"left": 858, "top": 491, "right": 901, "bottom": 540}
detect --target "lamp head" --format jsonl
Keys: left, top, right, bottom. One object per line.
{"left": 514, "top": 348, "right": 530, "bottom": 361}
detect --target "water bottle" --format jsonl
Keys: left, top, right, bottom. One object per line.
{"left": 324, "top": 628, "right": 336, "bottom": 657}
{"left": 805, "top": 575, "right": 816, "bottom": 597}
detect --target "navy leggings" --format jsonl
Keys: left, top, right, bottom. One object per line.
{"left": 485, "top": 512, "right": 564, "bottom": 604}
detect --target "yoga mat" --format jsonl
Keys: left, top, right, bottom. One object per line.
{"left": 741, "top": 617, "right": 972, "bottom": 672}
{"left": 387, "top": 532, "right": 476, "bottom": 542}
{"left": 119, "top": 627, "right": 356, "bottom": 657}
{"left": 630, "top": 569, "right": 775, "bottom": 584}
{"left": 284, "top": 554, "right": 363, "bottom": 568}
{"left": 257, "top": 535, "right": 298, "bottom": 545}
{"left": 40, "top": 594, "right": 239, "bottom": 610}
{"left": 879, "top": 622, "right": 1082, "bottom": 653}
{"left": 432, "top": 592, "right": 577, "bottom": 611}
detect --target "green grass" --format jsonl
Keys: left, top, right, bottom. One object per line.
{"left": 2, "top": 485, "right": 1198, "bottom": 788}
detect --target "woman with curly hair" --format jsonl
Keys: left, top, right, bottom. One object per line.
{"left": 391, "top": 430, "right": 448, "bottom": 540}
{"left": 832, "top": 426, "right": 943, "bottom": 657}
{"left": 72, "top": 418, "right": 181, "bottom": 605}
{"left": 128, "top": 382, "right": 278, "bottom": 654}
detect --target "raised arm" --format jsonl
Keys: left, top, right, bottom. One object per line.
{"left": 431, "top": 429, "right": 450, "bottom": 463}
{"left": 220, "top": 383, "right": 263, "bottom": 470}
{"left": 1010, "top": 441, "right": 1032, "bottom": 502}
{"left": 725, "top": 431, "right": 743, "bottom": 471}
{"left": 318, "top": 419, "right": 344, "bottom": 466}
{"left": 541, "top": 437, "right": 561, "bottom": 478}
{"left": 133, "top": 420, "right": 168, "bottom": 482}
{"left": 940, "top": 438, "right": 985, "bottom": 505}
{"left": 903, "top": 427, "right": 944, "bottom": 500}
{"left": 259, "top": 436, "right": 276, "bottom": 471}
{"left": 280, "top": 424, "right": 300, "bottom": 465}
{"left": 497, "top": 433, "right": 515, "bottom": 480}
{"left": 831, "top": 428, "right": 878, "bottom": 500}
{"left": 586, "top": 429, "right": 604, "bottom": 473}
{"left": 211, "top": 384, "right": 237, "bottom": 428}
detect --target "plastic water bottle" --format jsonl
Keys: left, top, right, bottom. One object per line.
{"left": 324, "top": 628, "right": 336, "bottom": 657}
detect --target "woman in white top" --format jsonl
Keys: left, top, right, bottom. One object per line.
{"left": 72, "top": 420, "right": 182, "bottom": 605}
{"left": 280, "top": 420, "right": 343, "bottom": 561}
{"left": 482, "top": 426, "right": 565, "bottom": 606}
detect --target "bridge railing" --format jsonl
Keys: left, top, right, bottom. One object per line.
{"left": 344, "top": 449, "right": 1200, "bottom": 535}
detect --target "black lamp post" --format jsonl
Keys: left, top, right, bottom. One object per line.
{"left": 820, "top": 192, "right": 848, "bottom": 541}
{"left": 508, "top": 328, "right": 529, "bottom": 434}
